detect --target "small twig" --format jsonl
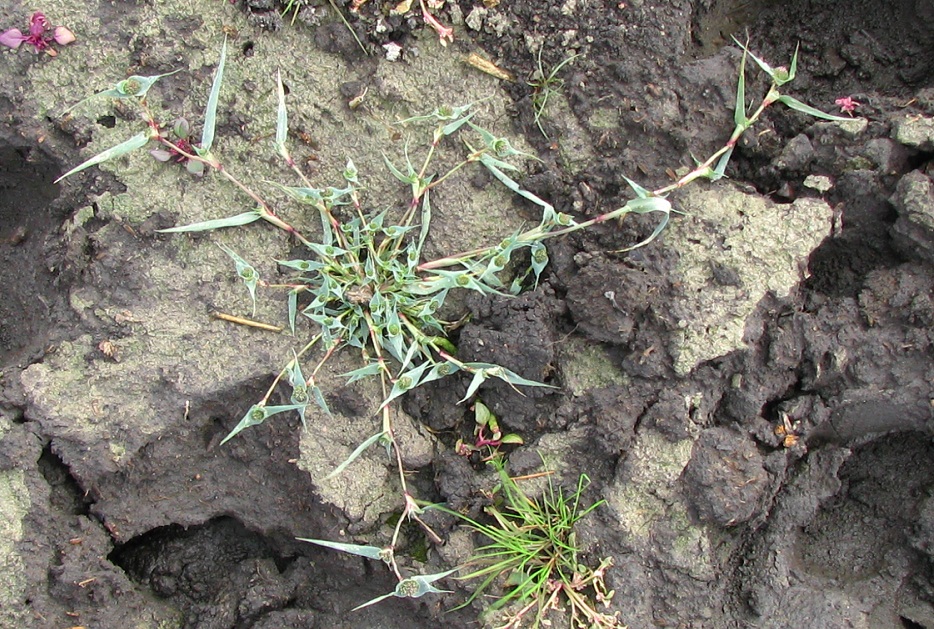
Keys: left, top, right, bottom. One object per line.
{"left": 327, "top": 0, "right": 369, "bottom": 56}
{"left": 212, "top": 311, "right": 283, "bottom": 331}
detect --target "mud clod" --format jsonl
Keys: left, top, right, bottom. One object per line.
{"left": 0, "top": 141, "right": 65, "bottom": 367}
{"left": 682, "top": 427, "right": 768, "bottom": 527}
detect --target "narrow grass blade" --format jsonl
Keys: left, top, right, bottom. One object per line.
{"left": 734, "top": 48, "right": 747, "bottom": 127}
{"left": 157, "top": 210, "right": 262, "bottom": 233}
{"left": 441, "top": 112, "right": 475, "bottom": 136}
{"left": 297, "top": 538, "right": 385, "bottom": 560}
{"left": 383, "top": 153, "right": 417, "bottom": 184}
{"left": 459, "top": 368, "right": 487, "bottom": 403}
{"left": 277, "top": 258, "right": 325, "bottom": 272}
{"left": 731, "top": 37, "right": 774, "bottom": 78}
{"left": 220, "top": 403, "right": 303, "bottom": 444}
{"left": 624, "top": 196, "right": 672, "bottom": 215}
{"left": 201, "top": 37, "right": 227, "bottom": 152}
{"left": 777, "top": 94, "right": 853, "bottom": 122}
{"left": 712, "top": 146, "right": 734, "bottom": 181}
{"left": 479, "top": 154, "right": 557, "bottom": 224}
{"left": 55, "top": 132, "right": 151, "bottom": 183}
{"left": 416, "top": 187, "right": 431, "bottom": 260}
{"left": 616, "top": 197, "right": 673, "bottom": 252}
{"left": 326, "top": 0, "right": 369, "bottom": 56}
{"left": 275, "top": 69, "right": 288, "bottom": 154}
{"left": 787, "top": 43, "right": 799, "bottom": 83}
{"left": 622, "top": 175, "right": 652, "bottom": 199}
{"left": 266, "top": 181, "right": 324, "bottom": 204}
{"left": 486, "top": 365, "right": 555, "bottom": 390}
{"left": 340, "top": 362, "right": 383, "bottom": 383}
{"left": 287, "top": 289, "right": 298, "bottom": 335}
{"left": 310, "top": 384, "right": 331, "bottom": 416}
{"left": 351, "top": 592, "right": 395, "bottom": 611}
{"left": 324, "top": 430, "right": 387, "bottom": 480}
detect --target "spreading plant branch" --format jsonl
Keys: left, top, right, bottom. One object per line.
{"left": 54, "top": 39, "right": 855, "bottom": 618}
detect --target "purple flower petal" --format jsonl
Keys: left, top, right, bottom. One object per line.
{"left": 53, "top": 26, "right": 75, "bottom": 45}
{"left": 186, "top": 160, "right": 205, "bottom": 177}
{"left": 150, "top": 149, "right": 173, "bottom": 162}
{"left": 0, "top": 28, "right": 25, "bottom": 49}
{"left": 29, "top": 12, "right": 49, "bottom": 37}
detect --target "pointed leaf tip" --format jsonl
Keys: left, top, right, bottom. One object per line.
{"left": 201, "top": 37, "right": 228, "bottom": 152}
{"left": 55, "top": 132, "right": 151, "bottom": 183}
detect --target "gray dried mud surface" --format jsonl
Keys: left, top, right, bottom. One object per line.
{"left": 1, "top": 0, "right": 933, "bottom": 627}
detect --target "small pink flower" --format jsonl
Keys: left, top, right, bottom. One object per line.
{"left": 420, "top": 1, "right": 453, "bottom": 46}
{"left": 835, "top": 96, "right": 860, "bottom": 115}
{"left": 0, "top": 11, "right": 74, "bottom": 54}
{"left": 29, "top": 12, "right": 50, "bottom": 38}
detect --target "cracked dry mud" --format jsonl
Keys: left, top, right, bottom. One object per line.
{"left": 1, "top": 0, "right": 933, "bottom": 627}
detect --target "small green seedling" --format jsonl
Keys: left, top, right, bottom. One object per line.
{"left": 438, "top": 457, "right": 618, "bottom": 628}
{"left": 528, "top": 48, "right": 581, "bottom": 139}
{"left": 456, "top": 401, "right": 523, "bottom": 461}
{"left": 282, "top": 0, "right": 368, "bottom": 55}
{"left": 297, "top": 537, "right": 457, "bottom": 610}
{"left": 281, "top": 0, "right": 308, "bottom": 25}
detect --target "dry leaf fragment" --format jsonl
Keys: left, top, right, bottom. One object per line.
{"left": 466, "top": 53, "right": 515, "bottom": 81}
{"left": 392, "top": 0, "right": 413, "bottom": 13}
{"left": 98, "top": 340, "right": 120, "bottom": 361}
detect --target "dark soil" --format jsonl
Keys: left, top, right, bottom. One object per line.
{"left": 2, "top": 0, "right": 933, "bottom": 627}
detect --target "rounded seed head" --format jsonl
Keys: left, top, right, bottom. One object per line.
{"left": 396, "top": 578, "right": 420, "bottom": 598}
{"left": 239, "top": 268, "right": 257, "bottom": 281}
{"left": 292, "top": 386, "right": 309, "bottom": 404}
{"left": 121, "top": 79, "right": 142, "bottom": 95}
{"left": 250, "top": 407, "right": 267, "bottom": 422}
{"left": 455, "top": 274, "right": 470, "bottom": 287}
